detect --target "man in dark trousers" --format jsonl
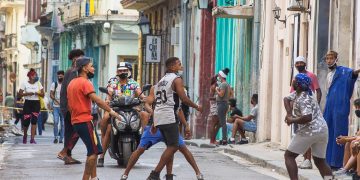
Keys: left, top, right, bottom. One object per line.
{"left": 57, "top": 49, "right": 84, "bottom": 164}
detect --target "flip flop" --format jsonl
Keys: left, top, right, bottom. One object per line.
{"left": 57, "top": 154, "right": 66, "bottom": 161}
{"left": 64, "top": 156, "right": 82, "bottom": 165}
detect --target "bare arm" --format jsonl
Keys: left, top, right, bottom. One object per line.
{"left": 144, "top": 87, "right": 155, "bottom": 115}
{"left": 287, "top": 114, "right": 312, "bottom": 124}
{"left": 283, "top": 97, "right": 293, "bottom": 116}
{"left": 216, "top": 87, "right": 225, "bottom": 97}
{"left": 316, "top": 88, "right": 322, "bottom": 104}
{"left": 178, "top": 109, "right": 190, "bottom": 137}
{"left": 135, "top": 88, "right": 146, "bottom": 99}
{"left": 88, "top": 93, "right": 121, "bottom": 119}
{"left": 36, "top": 89, "right": 45, "bottom": 98}
{"left": 18, "top": 89, "right": 36, "bottom": 98}
{"left": 50, "top": 90, "right": 59, "bottom": 104}
{"left": 240, "top": 115, "right": 255, "bottom": 121}
{"left": 173, "top": 78, "right": 202, "bottom": 112}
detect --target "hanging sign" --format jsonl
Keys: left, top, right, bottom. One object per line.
{"left": 145, "top": 36, "right": 161, "bottom": 63}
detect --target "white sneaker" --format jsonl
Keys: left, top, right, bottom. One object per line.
{"left": 197, "top": 173, "right": 204, "bottom": 180}
{"left": 298, "top": 159, "right": 313, "bottom": 169}
{"left": 333, "top": 168, "right": 347, "bottom": 176}
{"left": 120, "top": 175, "right": 128, "bottom": 180}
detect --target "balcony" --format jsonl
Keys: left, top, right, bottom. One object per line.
{"left": 0, "top": 0, "right": 24, "bottom": 11}
{"left": 4, "top": 33, "right": 16, "bottom": 49}
{"left": 121, "top": 0, "right": 165, "bottom": 10}
{"left": 212, "top": 5, "right": 254, "bottom": 19}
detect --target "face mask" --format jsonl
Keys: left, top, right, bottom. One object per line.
{"left": 87, "top": 72, "right": 94, "bottom": 79}
{"left": 296, "top": 65, "right": 306, "bottom": 72}
{"left": 118, "top": 73, "right": 128, "bottom": 79}
{"left": 34, "top": 76, "right": 39, "bottom": 82}
{"left": 58, "top": 78, "right": 63, "bottom": 82}
{"left": 356, "top": 110, "right": 360, "bottom": 118}
{"left": 177, "top": 70, "right": 184, "bottom": 76}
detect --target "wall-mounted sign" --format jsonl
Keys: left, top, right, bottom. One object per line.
{"left": 145, "top": 36, "right": 161, "bottom": 63}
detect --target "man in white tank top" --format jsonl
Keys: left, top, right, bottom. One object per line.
{"left": 145, "top": 57, "right": 203, "bottom": 180}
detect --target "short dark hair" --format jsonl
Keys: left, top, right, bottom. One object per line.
{"left": 251, "top": 94, "right": 258, "bottom": 104}
{"left": 57, "top": 70, "right": 65, "bottom": 75}
{"left": 68, "top": 49, "right": 84, "bottom": 60}
{"left": 354, "top": 98, "right": 360, "bottom": 107}
{"left": 165, "top": 57, "right": 179, "bottom": 69}
{"left": 229, "top": 98, "right": 237, "bottom": 107}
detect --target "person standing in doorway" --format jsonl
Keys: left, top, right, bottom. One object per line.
{"left": 18, "top": 68, "right": 45, "bottom": 144}
{"left": 323, "top": 50, "right": 360, "bottom": 169}
{"left": 57, "top": 49, "right": 84, "bottom": 165}
{"left": 216, "top": 68, "right": 230, "bottom": 145}
{"left": 290, "top": 56, "right": 322, "bottom": 169}
{"left": 50, "top": 70, "right": 65, "bottom": 144}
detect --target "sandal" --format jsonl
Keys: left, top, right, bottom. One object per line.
{"left": 57, "top": 154, "right": 66, "bottom": 161}
{"left": 64, "top": 156, "right": 82, "bottom": 165}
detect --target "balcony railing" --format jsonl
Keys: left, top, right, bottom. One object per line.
{"left": 4, "top": 34, "right": 16, "bottom": 49}
{"left": 121, "top": 0, "right": 163, "bottom": 10}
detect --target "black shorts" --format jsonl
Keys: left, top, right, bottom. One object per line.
{"left": 22, "top": 100, "right": 40, "bottom": 127}
{"left": 157, "top": 123, "right": 179, "bottom": 147}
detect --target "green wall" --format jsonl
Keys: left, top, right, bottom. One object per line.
{"left": 215, "top": 0, "right": 253, "bottom": 113}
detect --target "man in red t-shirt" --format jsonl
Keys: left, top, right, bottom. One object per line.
{"left": 290, "top": 56, "right": 322, "bottom": 170}
{"left": 67, "top": 57, "right": 121, "bottom": 180}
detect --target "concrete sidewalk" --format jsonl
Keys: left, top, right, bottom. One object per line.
{"left": 185, "top": 139, "right": 323, "bottom": 180}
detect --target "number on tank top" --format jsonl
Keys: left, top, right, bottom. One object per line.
{"left": 156, "top": 90, "right": 167, "bottom": 104}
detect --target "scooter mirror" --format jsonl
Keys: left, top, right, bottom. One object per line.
{"left": 99, "top": 87, "right": 109, "bottom": 95}
{"left": 142, "top": 84, "right": 152, "bottom": 91}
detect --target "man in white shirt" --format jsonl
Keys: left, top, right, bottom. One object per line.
{"left": 50, "top": 70, "right": 65, "bottom": 143}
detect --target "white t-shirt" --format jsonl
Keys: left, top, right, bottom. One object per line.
{"left": 20, "top": 81, "right": 43, "bottom": 101}
{"left": 50, "top": 81, "right": 62, "bottom": 107}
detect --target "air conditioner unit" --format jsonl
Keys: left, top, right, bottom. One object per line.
{"left": 171, "top": 27, "right": 180, "bottom": 45}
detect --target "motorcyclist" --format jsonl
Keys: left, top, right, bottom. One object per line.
{"left": 97, "top": 62, "right": 149, "bottom": 167}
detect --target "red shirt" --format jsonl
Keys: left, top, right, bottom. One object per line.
{"left": 67, "top": 77, "right": 95, "bottom": 125}
{"left": 290, "top": 71, "right": 320, "bottom": 93}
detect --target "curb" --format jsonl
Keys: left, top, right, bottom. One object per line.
{"left": 224, "top": 148, "right": 308, "bottom": 180}
{"left": 184, "top": 141, "right": 216, "bottom": 148}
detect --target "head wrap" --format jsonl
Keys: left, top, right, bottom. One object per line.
{"left": 27, "top": 69, "right": 37, "bottom": 77}
{"left": 294, "top": 73, "right": 312, "bottom": 96}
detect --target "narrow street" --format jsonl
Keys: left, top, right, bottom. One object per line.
{"left": 0, "top": 125, "right": 286, "bottom": 180}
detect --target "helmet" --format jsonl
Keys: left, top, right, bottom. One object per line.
{"left": 125, "top": 62, "right": 133, "bottom": 79}
{"left": 117, "top": 62, "right": 133, "bottom": 78}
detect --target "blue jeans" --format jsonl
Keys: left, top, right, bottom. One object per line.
{"left": 37, "top": 111, "right": 48, "bottom": 135}
{"left": 53, "top": 107, "right": 64, "bottom": 140}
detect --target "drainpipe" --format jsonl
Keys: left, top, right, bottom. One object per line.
{"left": 251, "top": 0, "right": 261, "bottom": 93}
{"left": 181, "top": 0, "right": 189, "bottom": 85}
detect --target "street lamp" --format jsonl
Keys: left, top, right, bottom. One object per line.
{"left": 287, "top": 0, "right": 311, "bottom": 17}
{"left": 137, "top": 12, "right": 150, "bottom": 35}
{"left": 41, "top": 37, "right": 48, "bottom": 47}
{"left": 287, "top": 0, "right": 305, "bottom": 11}
{"left": 272, "top": 5, "right": 286, "bottom": 26}
{"left": 34, "top": 42, "right": 39, "bottom": 53}
{"left": 197, "top": 0, "right": 209, "bottom": 9}
{"left": 103, "top": 9, "right": 118, "bottom": 33}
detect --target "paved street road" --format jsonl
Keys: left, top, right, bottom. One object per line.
{"left": 0, "top": 125, "right": 285, "bottom": 180}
